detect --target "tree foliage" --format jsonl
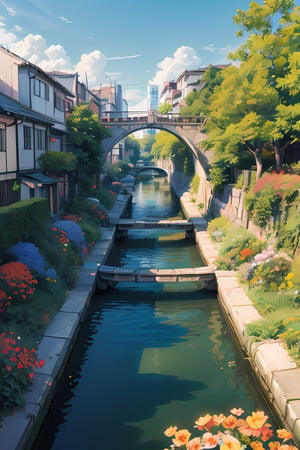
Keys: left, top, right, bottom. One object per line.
{"left": 38, "top": 151, "right": 77, "bottom": 174}
{"left": 124, "top": 135, "right": 140, "bottom": 163}
{"left": 66, "top": 104, "right": 110, "bottom": 191}
{"left": 183, "top": 1, "right": 299, "bottom": 187}
{"left": 151, "top": 131, "right": 194, "bottom": 176}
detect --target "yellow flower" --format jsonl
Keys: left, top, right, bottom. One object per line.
{"left": 276, "top": 429, "right": 294, "bottom": 441}
{"left": 172, "top": 429, "right": 191, "bottom": 446}
{"left": 246, "top": 411, "right": 268, "bottom": 429}
{"left": 164, "top": 425, "right": 177, "bottom": 437}
{"left": 285, "top": 273, "right": 295, "bottom": 281}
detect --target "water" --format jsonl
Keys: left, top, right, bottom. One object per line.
{"left": 33, "top": 178, "right": 278, "bottom": 450}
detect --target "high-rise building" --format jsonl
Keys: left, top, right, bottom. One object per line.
{"left": 147, "top": 84, "right": 159, "bottom": 111}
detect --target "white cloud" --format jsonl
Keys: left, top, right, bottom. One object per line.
{"left": 6, "top": 32, "right": 107, "bottom": 85}
{"left": 107, "top": 54, "right": 141, "bottom": 61}
{"left": 125, "top": 88, "right": 147, "bottom": 111}
{"left": 150, "top": 46, "right": 202, "bottom": 89}
{"left": 74, "top": 50, "right": 107, "bottom": 85}
{"left": 1, "top": 1, "right": 17, "bottom": 16}
{"left": 0, "top": 24, "right": 17, "bottom": 45}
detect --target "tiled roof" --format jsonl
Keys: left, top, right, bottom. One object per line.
{"left": 0, "top": 92, "right": 54, "bottom": 125}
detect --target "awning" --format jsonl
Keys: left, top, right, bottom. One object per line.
{"left": 21, "top": 172, "right": 60, "bottom": 187}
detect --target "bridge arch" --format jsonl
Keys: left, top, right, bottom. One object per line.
{"left": 100, "top": 113, "right": 208, "bottom": 180}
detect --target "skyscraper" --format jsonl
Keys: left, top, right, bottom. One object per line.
{"left": 147, "top": 84, "right": 159, "bottom": 111}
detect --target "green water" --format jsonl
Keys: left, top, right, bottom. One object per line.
{"left": 33, "top": 178, "right": 278, "bottom": 450}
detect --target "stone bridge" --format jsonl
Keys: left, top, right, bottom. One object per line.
{"left": 100, "top": 111, "right": 207, "bottom": 166}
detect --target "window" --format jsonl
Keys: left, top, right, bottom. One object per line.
{"left": 34, "top": 78, "right": 49, "bottom": 101}
{"left": 35, "top": 128, "right": 46, "bottom": 150}
{"left": 23, "top": 125, "right": 32, "bottom": 150}
{"left": 0, "top": 124, "right": 6, "bottom": 152}
{"left": 54, "top": 92, "right": 65, "bottom": 112}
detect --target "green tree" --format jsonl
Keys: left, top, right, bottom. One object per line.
{"left": 181, "top": 65, "right": 225, "bottom": 116}
{"left": 125, "top": 135, "right": 140, "bottom": 163}
{"left": 151, "top": 131, "right": 194, "bottom": 176}
{"left": 138, "top": 135, "right": 155, "bottom": 156}
{"left": 203, "top": 0, "right": 299, "bottom": 183}
{"left": 231, "top": 0, "right": 300, "bottom": 170}
{"left": 66, "top": 104, "right": 110, "bottom": 192}
{"left": 158, "top": 103, "right": 172, "bottom": 114}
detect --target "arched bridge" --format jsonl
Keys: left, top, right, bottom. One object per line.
{"left": 100, "top": 111, "right": 207, "bottom": 164}
{"left": 136, "top": 166, "right": 168, "bottom": 177}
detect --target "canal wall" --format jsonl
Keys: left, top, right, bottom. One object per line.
{"left": 173, "top": 181, "right": 300, "bottom": 446}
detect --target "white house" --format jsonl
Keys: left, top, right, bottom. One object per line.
{"left": 0, "top": 46, "right": 73, "bottom": 214}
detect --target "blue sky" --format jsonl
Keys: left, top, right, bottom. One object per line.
{"left": 0, "top": 0, "right": 299, "bottom": 109}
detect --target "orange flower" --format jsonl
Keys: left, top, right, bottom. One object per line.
{"left": 213, "top": 414, "right": 226, "bottom": 425}
{"left": 202, "top": 432, "right": 220, "bottom": 447}
{"left": 230, "top": 408, "right": 244, "bottom": 416}
{"left": 222, "top": 415, "right": 238, "bottom": 429}
{"left": 246, "top": 411, "right": 268, "bottom": 429}
{"left": 172, "top": 429, "right": 191, "bottom": 447}
{"left": 195, "top": 414, "right": 214, "bottom": 431}
{"left": 250, "top": 441, "right": 264, "bottom": 450}
{"left": 276, "top": 429, "right": 294, "bottom": 441}
{"left": 186, "top": 437, "right": 201, "bottom": 450}
{"left": 268, "top": 442, "right": 281, "bottom": 450}
{"left": 164, "top": 426, "right": 177, "bottom": 437}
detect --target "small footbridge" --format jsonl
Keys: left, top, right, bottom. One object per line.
{"left": 97, "top": 218, "right": 216, "bottom": 290}
{"left": 97, "top": 265, "right": 215, "bottom": 286}
{"left": 113, "top": 219, "right": 195, "bottom": 238}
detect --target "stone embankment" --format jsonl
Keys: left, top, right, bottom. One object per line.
{"left": 176, "top": 186, "right": 300, "bottom": 446}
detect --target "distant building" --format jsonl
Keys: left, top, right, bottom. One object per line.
{"left": 147, "top": 84, "right": 159, "bottom": 111}
{"left": 160, "top": 65, "right": 229, "bottom": 113}
{"left": 146, "top": 84, "right": 159, "bottom": 136}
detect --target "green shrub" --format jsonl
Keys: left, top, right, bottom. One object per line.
{"left": 214, "top": 257, "right": 232, "bottom": 270}
{"left": 0, "top": 199, "right": 49, "bottom": 251}
{"left": 250, "top": 257, "right": 292, "bottom": 291}
{"left": 208, "top": 216, "right": 232, "bottom": 242}
{"left": 209, "top": 165, "right": 229, "bottom": 193}
{"left": 247, "top": 319, "right": 283, "bottom": 341}
{"left": 38, "top": 151, "right": 77, "bottom": 174}
{"left": 80, "top": 223, "right": 101, "bottom": 250}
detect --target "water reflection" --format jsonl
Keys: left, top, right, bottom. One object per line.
{"left": 33, "top": 177, "right": 278, "bottom": 450}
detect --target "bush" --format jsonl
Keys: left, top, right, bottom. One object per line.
{"left": 250, "top": 256, "right": 292, "bottom": 291}
{"left": 0, "top": 199, "right": 49, "bottom": 251}
{"left": 207, "top": 216, "right": 232, "bottom": 242}
{"left": 219, "top": 228, "right": 263, "bottom": 268}
{"left": 0, "top": 331, "right": 44, "bottom": 410}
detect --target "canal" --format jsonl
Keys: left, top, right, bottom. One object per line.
{"left": 33, "top": 177, "right": 278, "bottom": 450}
